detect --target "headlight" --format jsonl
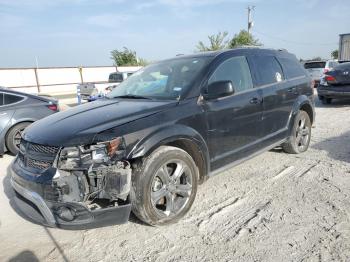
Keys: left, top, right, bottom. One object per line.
{"left": 58, "top": 137, "right": 125, "bottom": 170}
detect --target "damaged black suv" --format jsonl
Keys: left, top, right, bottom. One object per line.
{"left": 10, "top": 48, "right": 315, "bottom": 228}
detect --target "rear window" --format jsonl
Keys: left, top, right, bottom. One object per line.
{"left": 109, "top": 73, "right": 124, "bottom": 83}
{"left": 334, "top": 62, "right": 350, "bottom": 70}
{"left": 4, "top": 94, "right": 24, "bottom": 105}
{"left": 0, "top": 93, "right": 3, "bottom": 106}
{"left": 253, "top": 55, "right": 285, "bottom": 86}
{"left": 278, "top": 57, "right": 306, "bottom": 79}
{"left": 304, "top": 62, "right": 326, "bottom": 69}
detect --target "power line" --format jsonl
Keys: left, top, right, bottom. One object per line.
{"left": 253, "top": 29, "right": 338, "bottom": 46}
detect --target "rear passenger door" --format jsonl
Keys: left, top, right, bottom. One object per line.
{"left": 250, "top": 55, "right": 295, "bottom": 140}
{"left": 0, "top": 92, "right": 16, "bottom": 136}
{"left": 203, "top": 55, "right": 264, "bottom": 169}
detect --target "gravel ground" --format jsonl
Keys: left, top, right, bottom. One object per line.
{"left": 1, "top": 98, "right": 350, "bottom": 262}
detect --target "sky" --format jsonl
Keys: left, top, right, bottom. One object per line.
{"left": 0, "top": 0, "right": 349, "bottom": 68}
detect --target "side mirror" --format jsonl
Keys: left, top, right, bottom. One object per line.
{"left": 204, "top": 80, "right": 235, "bottom": 100}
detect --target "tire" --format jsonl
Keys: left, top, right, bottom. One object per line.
{"left": 130, "top": 146, "right": 199, "bottom": 226}
{"left": 282, "top": 111, "right": 311, "bottom": 154}
{"left": 5, "top": 122, "right": 31, "bottom": 155}
{"left": 322, "top": 98, "right": 332, "bottom": 104}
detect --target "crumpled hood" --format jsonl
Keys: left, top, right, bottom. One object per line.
{"left": 23, "top": 98, "right": 177, "bottom": 146}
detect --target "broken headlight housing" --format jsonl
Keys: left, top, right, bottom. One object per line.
{"left": 57, "top": 137, "right": 125, "bottom": 170}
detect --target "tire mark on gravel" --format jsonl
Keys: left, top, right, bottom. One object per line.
{"left": 198, "top": 199, "right": 272, "bottom": 241}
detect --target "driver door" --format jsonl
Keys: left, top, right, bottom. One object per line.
{"left": 203, "top": 56, "right": 264, "bottom": 170}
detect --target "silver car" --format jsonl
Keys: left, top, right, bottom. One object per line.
{"left": 0, "top": 87, "right": 59, "bottom": 155}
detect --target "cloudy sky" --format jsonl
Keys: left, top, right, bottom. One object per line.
{"left": 0, "top": 0, "right": 349, "bottom": 67}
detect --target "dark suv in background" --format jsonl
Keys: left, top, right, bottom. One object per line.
{"left": 318, "top": 62, "right": 350, "bottom": 104}
{"left": 10, "top": 48, "right": 314, "bottom": 228}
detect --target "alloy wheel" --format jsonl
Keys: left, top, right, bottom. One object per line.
{"left": 295, "top": 115, "right": 310, "bottom": 151}
{"left": 150, "top": 160, "right": 193, "bottom": 218}
{"left": 13, "top": 128, "right": 25, "bottom": 149}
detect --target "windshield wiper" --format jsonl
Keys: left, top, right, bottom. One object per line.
{"left": 112, "top": 94, "right": 152, "bottom": 100}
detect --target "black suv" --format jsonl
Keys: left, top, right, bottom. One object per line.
{"left": 10, "top": 48, "right": 315, "bottom": 228}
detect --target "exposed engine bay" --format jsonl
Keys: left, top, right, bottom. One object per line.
{"left": 54, "top": 138, "right": 132, "bottom": 211}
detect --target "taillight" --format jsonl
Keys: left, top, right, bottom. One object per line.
{"left": 325, "top": 75, "right": 336, "bottom": 82}
{"left": 47, "top": 104, "right": 59, "bottom": 111}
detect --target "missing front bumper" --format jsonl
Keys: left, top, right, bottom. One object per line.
{"left": 10, "top": 167, "right": 132, "bottom": 229}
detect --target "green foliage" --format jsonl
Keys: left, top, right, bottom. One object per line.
{"left": 228, "top": 30, "right": 261, "bottom": 48}
{"left": 196, "top": 30, "right": 261, "bottom": 52}
{"left": 196, "top": 31, "right": 229, "bottom": 52}
{"left": 331, "top": 49, "right": 339, "bottom": 59}
{"left": 110, "top": 47, "right": 147, "bottom": 66}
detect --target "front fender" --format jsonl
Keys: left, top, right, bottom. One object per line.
{"left": 127, "top": 124, "right": 210, "bottom": 176}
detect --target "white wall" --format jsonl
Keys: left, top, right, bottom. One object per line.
{"left": 0, "top": 66, "right": 142, "bottom": 96}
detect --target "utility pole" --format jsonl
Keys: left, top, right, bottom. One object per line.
{"left": 247, "top": 5, "right": 255, "bottom": 34}
{"left": 34, "top": 56, "right": 41, "bottom": 93}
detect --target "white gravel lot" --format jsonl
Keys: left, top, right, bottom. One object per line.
{"left": 1, "top": 98, "right": 350, "bottom": 262}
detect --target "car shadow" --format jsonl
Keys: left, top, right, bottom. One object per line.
{"left": 7, "top": 250, "right": 40, "bottom": 262}
{"left": 311, "top": 130, "right": 350, "bottom": 164}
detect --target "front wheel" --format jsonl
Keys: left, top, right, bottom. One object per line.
{"left": 131, "top": 146, "right": 198, "bottom": 225}
{"left": 282, "top": 111, "right": 311, "bottom": 154}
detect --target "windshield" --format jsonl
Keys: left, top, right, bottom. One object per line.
{"left": 107, "top": 56, "right": 211, "bottom": 100}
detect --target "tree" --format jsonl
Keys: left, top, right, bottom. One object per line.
{"left": 196, "top": 31, "right": 229, "bottom": 52}
{"left": 110, "top": 47, "right": 147, "bottom": 66}
{"left": 311, "top": 57, "right": 322, "bottom": 61}
{"left": 331, "top": 49, "right": 339, "bottom": 59}
{"left": 228, "top": 30, "right": 261, "bottom": 48}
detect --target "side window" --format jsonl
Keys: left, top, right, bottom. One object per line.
{"left": 278, "top": 57, "right": 306, "bottom": 79}
{"left": 0, "top": 93, "right": 3, "bottom": 106}
{"left": 4, "top": 94, "right": 23, "bottom": 105}
{"left": 254, "top": 55, "right": 284, "bottom": 86}
{"left": 208, "top": 56, "right": 253, "bottom": 93}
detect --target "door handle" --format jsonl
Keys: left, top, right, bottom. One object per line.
{"left": 249, "top": 97, "right": 261, "bottom": 104}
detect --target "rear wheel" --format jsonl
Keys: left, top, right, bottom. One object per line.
{"left": 5, "top": 122, "right": 31, "bottom": 155}
{"left": 322, "top": 98, "right": 332, "bottom": 104}
{"left": 282, "top": 111, "right": 311, "bottom": 154}
{"left": 131, "top": 146, "right": 198, "bottom": 225}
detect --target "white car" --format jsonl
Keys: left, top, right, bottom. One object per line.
{"left": 304, "top": 60, "right": 338, "bottom": 87}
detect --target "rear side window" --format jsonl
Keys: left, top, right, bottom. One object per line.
{"left": 253, "top": 55, "right": 284, "bottom": 86}
{"left": 278, "top": 57, "right": 306, "bottom": 79}
{"left": 0, "top": 93, "right": 3, "bottom": 106}
{"left": 208, "top": 56, "right": 254, "bottom": 93}
{"left": 4, "top": 94, "right": 24, "bottom": 105}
